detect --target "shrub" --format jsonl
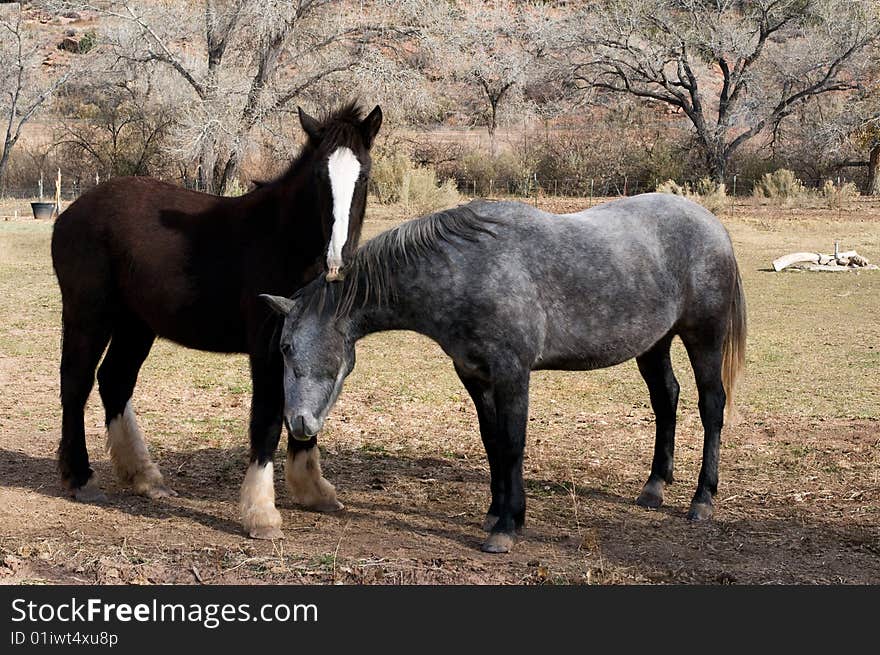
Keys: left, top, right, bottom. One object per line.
{"left": 452, "top": 150, "right": 532, "bottom": 196}
{"left": 655, "top": 179, "right": 688, "bottom": 196}
{"left": 656, "top": 177, "right": 728, "bottom": 214}
{"left": 77, "top": 31, "right": 97, "bottom": 54}
{"left": 222, "top": 178, "right": 249, "bottom": 197}
{"left": 821, "top": 180, "right": 860, "bottom": 209}
{"left": 370, "top": 152, "right": 461, "bottom": 214}
{"left": 753, "top": 169, "right": 807, "bottom": 201}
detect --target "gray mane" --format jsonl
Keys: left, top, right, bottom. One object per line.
{"left": 294, "top": 202, "right": 499, "bottom": 318}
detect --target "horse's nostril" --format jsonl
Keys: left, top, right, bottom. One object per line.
{"left": 285, "top": 415, "right": 306, "bottom": 436}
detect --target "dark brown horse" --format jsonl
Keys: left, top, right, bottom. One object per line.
{"left": 51, "top": 103, "right": 382, "bottom": 539}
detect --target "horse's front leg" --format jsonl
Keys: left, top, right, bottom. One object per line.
{"left": 285, "top": 434, "right": 343, "bottom": 513}
{"left": 455, "top": 364, "right": 503, "bottom": 531}
{"left": 240, "top": 353, "right": 284, "bottom": 539}
{"left": 482, "top": 371, "right": 530, "bottom": 554}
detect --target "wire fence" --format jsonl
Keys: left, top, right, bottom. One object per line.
{"left": 0, "top": 171, "right": 868, "bottom": 206}
{"left": 449, "top": 172, "right": 866, "bottom": 200}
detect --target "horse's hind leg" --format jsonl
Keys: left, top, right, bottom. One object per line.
{"left": 59, "top": 319, "right": 111, "bottom": 501}
{"left": 97, "top": 316, "right": 173, "bottom": 499}
{"left": 680, "top": 329, "right": 726, "bottom": 521}
{"left": 635, "top": 335, "right": 679, "bottom": 509}
{"left": 455, "top": 364, "right": 503, "bottom": 532}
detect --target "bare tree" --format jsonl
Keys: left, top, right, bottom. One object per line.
{"left": 847, "top": 72, "right": 880, "bottom": 194}
{"left": 422, "top": 1, "right": 549, "bottom": 154}
{"left": 863, "top": 120, "right": 880, "bottom": 195}
{"left": 781, "top": 48, "right": 880, "bottom": 194}
{"left": 53, "top": 66, "right": 175, "bottom": 180}
{"left": 0, "top": 3, "right": 79, "bottom": 192}
{"left": 558, "top": 0, "right": 880, "bottom": 182}
{"left": 59, "top": 1, "right": 396, "bottom": 193}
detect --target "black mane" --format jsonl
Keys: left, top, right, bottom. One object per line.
{"left": 293, "top": 202, "right": 500, "bottom": 319}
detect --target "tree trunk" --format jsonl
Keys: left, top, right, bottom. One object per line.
{"left": 0, "top": 143, "right": 11, "bottom": 195}
{"left": 705, "top": 142, "right": 727, "bottom": 185}
{"left": 488, "top": 98, "right": 498, "bottom": 157}
{"left": 217, "top": 150, "right": 240, "bottom": 196}
{"left": 868, "top": 143, "right": 880, "bottom": 196}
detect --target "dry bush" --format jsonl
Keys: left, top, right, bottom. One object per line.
{"left": 370, "top": 152, "right": 461, "bottom": 214}
{"left": 448, "top": 150, "right": 532, "bottom": 196}
{"left": 753, "top": 169, "right": 807, "bottom": 202}
{"left": 656, "top": 177, "right": 728, "bottom": 214}
{"left": 821, "top": 179, "right": 860, "bottom": 209}
{"left": 222, "top": 178, "right": 249, "bottom": 197}
{"left": 0, "top": 144, "right": 69, "bottom": 198}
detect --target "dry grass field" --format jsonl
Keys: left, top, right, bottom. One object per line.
{"left": 1, "top": 194, "right": 878, "bottom": 585}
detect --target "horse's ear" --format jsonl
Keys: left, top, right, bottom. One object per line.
{"left": 360, "top": 105, "right": 382, "bottom": 148}
{"left": 298, "top": 107, "right": 322, "bottom": 142}
{"left": 260, "top": 294, "right": 296, "bottom": 316}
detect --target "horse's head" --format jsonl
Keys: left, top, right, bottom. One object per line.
{"left": 260, "top": 285, "right": 355, "bottom": 440}
{"left": 298, "top": 103, "right": 382, "bottom": 281}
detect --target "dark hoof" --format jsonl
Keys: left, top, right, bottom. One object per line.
{"left": 249, "top": 526, "right": 284, "bottom": 540}
{"left": 481, "top": 513, "right": 499, "bottom": 531}
{"left": 636, "top": 479, "right": 665, "bottom": 509}
{"left": 71, "top": 482, "right": 107, "bottom": 504}
{"left": 481, "top": 532, "right": 516, "bottom": 554}
{"left": 636, "top": 490, "right": 663, "bottom": 509}
{"left": 686, "top": 502, "right": 714, "bottom": 522}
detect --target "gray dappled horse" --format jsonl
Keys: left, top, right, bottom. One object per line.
{"left": 262, "top": 193, "right": 747, "bottom": 553}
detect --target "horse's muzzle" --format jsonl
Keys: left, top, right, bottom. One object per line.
{"left": 285, "top": 414, "right": 319, "bottom": 440}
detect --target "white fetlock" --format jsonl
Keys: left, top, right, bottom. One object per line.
{"left": 285, "top": 447, "right": 344, "bottom": 512}
{"left": 240, "top": 461, "right": 283, "bottom": 539}
{"left": 107, "top": 402, "right": 175, "bottom": 498}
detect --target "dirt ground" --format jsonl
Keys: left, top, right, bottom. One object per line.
{"left": 1, "top": 194, "right": 878, "bottom": 585}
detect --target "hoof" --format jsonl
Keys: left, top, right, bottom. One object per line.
{"left": 140, "top": 483, "right": 177, "bottom": 500}
{"left": 686, "top": 502, "right": 714, "bottom": 522}
{"left": 482, "top": 532, "right": 516, "bottom": 553}
{"left": 636, "top": 479, "right": 665, "bottom": 509}
{"left": 70, "top": 478, "right": 107, "bottom": 504}
{"left": 301, "top": 497, "right": 345, "bottom": 513}
{"left": 482, "top": 513, "right": 499, "bottom": 532}
{"left": 636, "top": 490, "right": 663, "bottom": 508}
{"left": 249, "top": 526, "right": 284, "bottom": 540}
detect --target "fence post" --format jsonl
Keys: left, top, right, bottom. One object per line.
{"left": 54, "top": 168, "right": 61, "bottom": 217}
{"left": 589, "top": 179, "right": 594, "bottom": 207}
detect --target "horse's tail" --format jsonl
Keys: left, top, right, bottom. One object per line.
{"left": 722, "top": 261, "right": 747, "bottom": 417}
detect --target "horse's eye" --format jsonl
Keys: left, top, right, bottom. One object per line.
{"left": 280, "top": 343, "right": 293, "bottom": 357}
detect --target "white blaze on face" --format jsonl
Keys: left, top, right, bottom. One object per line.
{"left": 326, "top": 146, "right": 361, "bottom": 278}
